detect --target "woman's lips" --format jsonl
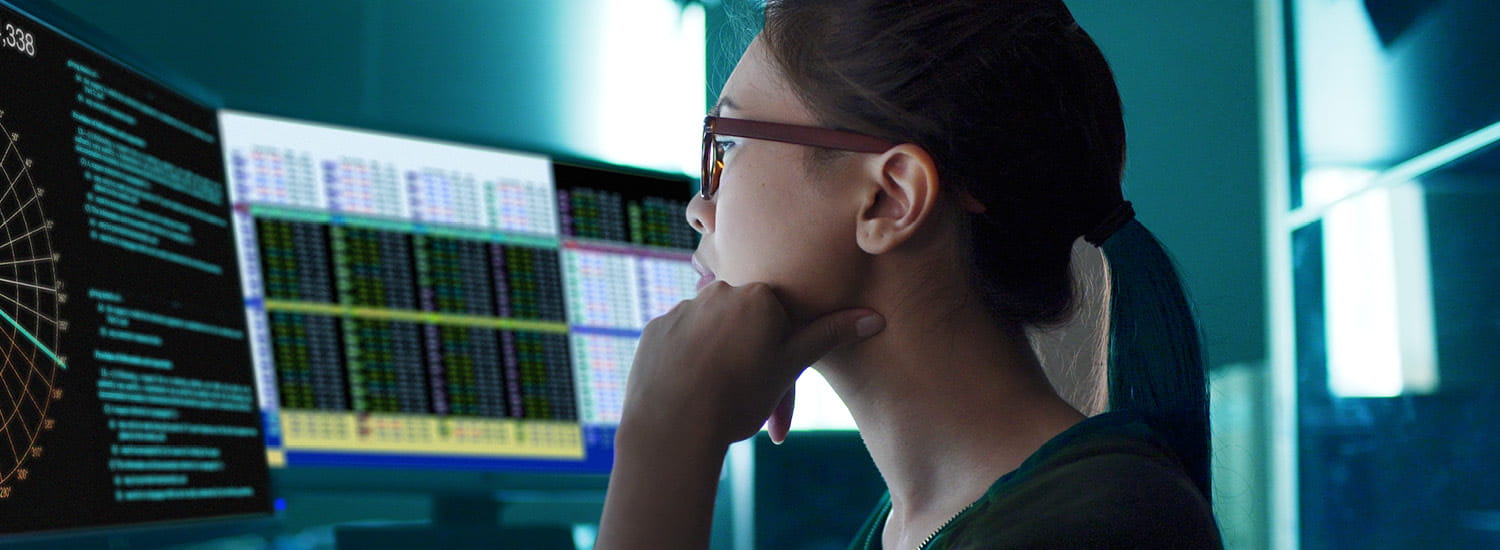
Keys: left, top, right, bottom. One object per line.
{"left": 692, "top": 255, "right": 715, "bottom": 291}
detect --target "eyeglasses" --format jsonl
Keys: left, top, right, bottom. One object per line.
{"left": 699, "top": 115, "right": 897, "bottom": 199}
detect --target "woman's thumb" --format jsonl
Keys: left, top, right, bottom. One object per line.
{"left": 785, "top": 309, "right": 884, "bottom": 367}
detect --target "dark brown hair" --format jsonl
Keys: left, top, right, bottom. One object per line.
{"left": 763, "top": 0, "right": 1126, "bottom": 327}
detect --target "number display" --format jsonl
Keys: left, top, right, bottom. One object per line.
{"left": 3, "top": 21, "right": 36, "bottom": 57}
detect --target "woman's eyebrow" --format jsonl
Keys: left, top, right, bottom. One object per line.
{"left": 709, "top": 97, "right": 738, "bottom": 117}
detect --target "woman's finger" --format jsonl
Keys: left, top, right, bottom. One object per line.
{"left": 782, "top": 308, "right": 886, "bottom": 369}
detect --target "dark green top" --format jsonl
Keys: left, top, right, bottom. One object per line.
{"left": 848, "top": 412, "right": 1222, "bottom": 549}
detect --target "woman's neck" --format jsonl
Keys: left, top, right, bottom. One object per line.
{"left": 816, "top": 277, "right": 1084, "bottom": 549}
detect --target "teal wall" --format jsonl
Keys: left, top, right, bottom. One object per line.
{"left": 1069, "top": 1, "right": 1263, "bottom": 370}
{"left": 705, "top": 0, "right": 1264, "bottom": 369}
{"left": 45, "top": 0, "right": 592, "bottom": 160}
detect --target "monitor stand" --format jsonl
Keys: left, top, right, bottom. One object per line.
{"left": 333, "top": 494, "right": 574, "bottom": 550}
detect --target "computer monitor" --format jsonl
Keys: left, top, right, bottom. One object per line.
{"left": 218, "top": 111, "right": 698, "bottom": 483}
{"left": 0, "top": 0, "right": 270, "bottom": 540}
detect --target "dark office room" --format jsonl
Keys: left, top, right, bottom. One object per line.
{"left": 0, "top": 0, "right": 1496, "bottom": 548}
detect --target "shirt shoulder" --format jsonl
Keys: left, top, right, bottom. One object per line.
{"left": 941, "top": 416, "right": 1222, "bottom": 549}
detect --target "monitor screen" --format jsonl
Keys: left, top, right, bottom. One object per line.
{"left": 0, "top": 0, "right": 270, "bottom": 538}
{"left": 219, "top": 111, "right": 698, "bottom": 475}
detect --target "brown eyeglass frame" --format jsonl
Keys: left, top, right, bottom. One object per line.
{"left": 700, "top": 115, "right": 897, "bottom": 199}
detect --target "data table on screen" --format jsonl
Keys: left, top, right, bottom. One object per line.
{"left": 570, "top": 332, "right": 638, "bottom": 425}
{"left": 638, "top": 256, "right": 699, "bottom": 324}
{"left": 256, "top": 219, "right": 335, "bottom": 302}
{"left": 409, "top": 169, "right": 487, "bottom": 229}
{"left": 429, "top": 325, "right": 507, "bottom": 417}
{"left": 494, "top": 244, "right": 566, "bottom": 322}
{"left": 221, "top": 112, "right": 603, "bottom": 468}
{"left": 334, "top": 227, "right": 419, "bottom": 310}
{"left": 490, "top": 178, "right": 558, "bottom": 237}
{"left": 326, "top": 158, "right": 405, "bottom": 219}
{"left": 219, "top": 111, "right": 697, "bottom": 478}
{"left": 560, "top": 187, "right": 627, "bottom": 242}
{"left": 415, "top": 235, "right": 496, "bottom": 316}
{"left": 232, "top": 146, "right": 322, "bottom": 209}
{"left": 269, "top": 312, "right": 346, "bottom": 411}
{"left": 563, "top": 249, "right": 642, "bottom": 330}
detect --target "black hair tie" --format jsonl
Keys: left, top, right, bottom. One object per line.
{"left": 1084, "top": 201, "right": 1134, "bottom": 246}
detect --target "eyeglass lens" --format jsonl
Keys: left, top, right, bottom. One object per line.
{"left": 700, "top": 130, "right": 724, "bottom": 199}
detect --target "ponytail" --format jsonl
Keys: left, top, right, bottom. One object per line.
{"left": 1100, "top": 220, "right": 1210, "bottom": 499}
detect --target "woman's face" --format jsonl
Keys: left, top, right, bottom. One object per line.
{"left": 685, "top": 37, "right": 869, "bottom": 322}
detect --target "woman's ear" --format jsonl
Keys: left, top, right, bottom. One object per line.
{"left": 855, "top": 144, "right": 941, "bottom": 255}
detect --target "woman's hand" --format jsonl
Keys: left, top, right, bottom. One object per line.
{"left": 597, "top": 281, "right": 883, "bottom": 549}
{"left": 620, "top": 280, "right": 885, "bottom": 448}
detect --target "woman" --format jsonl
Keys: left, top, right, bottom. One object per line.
{"left": 598, "top": 0, "right": 1221, "bottom": 548}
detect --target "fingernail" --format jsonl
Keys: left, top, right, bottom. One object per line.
{"left": 855, "top": 314, "right": 885, "bottom": 338}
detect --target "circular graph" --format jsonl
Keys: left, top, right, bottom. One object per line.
{"left": 0, "top": 109, "right": 65, "bottom": 494}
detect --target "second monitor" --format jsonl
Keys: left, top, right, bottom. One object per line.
{"left": 218, "top": 110, "right": 698, "bottom": 477}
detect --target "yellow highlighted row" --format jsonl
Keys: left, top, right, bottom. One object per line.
{"left": 262, "top": 300, "right": 567, "bottom": 334}
{"left": 276, "top": 410, "right": 584, "bottom": 459}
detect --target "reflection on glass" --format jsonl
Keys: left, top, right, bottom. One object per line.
{"left": 1321, "top": 182, "right": 1436, "bottom": 397}
{"left": 1295, "top": 152, "right": 1500, "bottom": 549}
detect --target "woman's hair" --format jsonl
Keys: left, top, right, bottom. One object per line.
{"left": 761, "top": 0, "right": 1211, "bottom": 497}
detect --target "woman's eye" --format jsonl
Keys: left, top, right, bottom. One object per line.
{"left": 716, "top": 139, "right": 738, "bottom": 153}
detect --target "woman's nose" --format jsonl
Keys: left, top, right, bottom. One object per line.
{"left": 685, "top": 192, "right": 713, "bottom": 234}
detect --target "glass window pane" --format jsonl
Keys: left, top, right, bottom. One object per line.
{"left": 1295, "top": 146, "right": 1500, "bottom": 548}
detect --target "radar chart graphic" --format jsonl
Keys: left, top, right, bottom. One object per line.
{"left": 0, "top": 109, "right": 65, "bottom": 499}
